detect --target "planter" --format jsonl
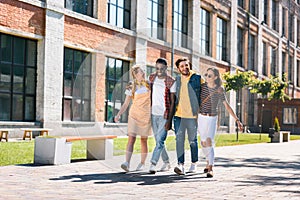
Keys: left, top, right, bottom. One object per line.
{"left": 34, "top": 137, "right": 72, "bottom": 165}
{"left": 271, "top": 131, "right": 290, "bottom": 143}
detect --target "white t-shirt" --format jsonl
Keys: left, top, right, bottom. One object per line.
{"left": 151, "top": 77, "right": 176, "bottom": 115}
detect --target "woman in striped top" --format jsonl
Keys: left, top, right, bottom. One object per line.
{"left": 198, "top": 68, "right": 243, "bottom": 178}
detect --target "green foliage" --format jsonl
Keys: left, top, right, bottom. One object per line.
{"left": 222, "top": 70, "right": 254, "bottom": 92}
{"left": 273, "top": 117, "right": 280, "bottom": 132}
{"left": 222, "top": 70, "right": 290, "bottom": 102}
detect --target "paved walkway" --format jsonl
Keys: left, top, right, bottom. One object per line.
{"left": 0, "top": 140, "right": 299, "bottom": 199}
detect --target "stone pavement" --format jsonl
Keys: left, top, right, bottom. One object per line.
{"left": 0, "top": 140, "right": 299, "bottom": 200}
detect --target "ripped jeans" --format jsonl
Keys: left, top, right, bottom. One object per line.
{"left": 173, "top": 116, "right": 198, "bottom": 164}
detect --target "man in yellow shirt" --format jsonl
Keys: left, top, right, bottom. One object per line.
{"left": 173, "top": 57, "right": 203, "bottom": 175}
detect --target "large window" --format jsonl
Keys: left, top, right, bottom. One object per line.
{"left": 107, "top": 0, "right": 131, "bottom": 29}
{"left": 216, "top": 17, "right": 227, "bottom": 61}
{"left": 270, "top": 46, "right": 277, "bottom": 76}
{"left": 263, "top": 0, "right": 268, "bottom": 24}
{"left": 262, "top": 42, "right": 267, "bottom": 75}
{"left": 248, "top": 34, "right": 255, "bottom": 70}
{"left": 297, "top": 60, "right": 300, "bottom": 87}
{"left": 249, "top": 1, "right": 256, "bottom": 17}
{"left": 283, "top": 107, "right": 297, "bottom": 124}
{"left": 0, "top": 34, "right": 37, "bottom": 121}
{"left": 174, "top": 0, "right": 188, "bottom": 48}
{"left": 200, "top": 8, "right": 210, "bottom": 56}
{"left": 237, "top": 0, "right": 244, "bottom": 8}
{"left": 271, "top": 0, "right": 278, "bottom": 31}
{"left": 63, "top": 48, "right": 91, "bottom": 121}
{"left": 65, "top": 0, "right": 94, "bottom": 17}
{"left": 237, "top": 27, "right": 244, "bottom": 67}
{"left": 282, "top": 8, "right": 286, "bottom": 37}
{"left": 288, "top": 54, "right": 293, "bottom": 81}
{"left": 105, "top": 57, "right": 129, "bottom": 122}
{"left": 147, "top": 0, "right": 164, "bottom": 40}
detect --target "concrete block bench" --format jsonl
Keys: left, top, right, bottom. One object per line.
{"left": 34, "top": 135, "right": 117, "bottom": 165}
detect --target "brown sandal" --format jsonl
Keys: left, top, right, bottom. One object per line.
{"left": 204, "top": 168, "right": 209, "bottom": 173}
{"left": 207, "top": 171, "right": 213, "bottom": 178}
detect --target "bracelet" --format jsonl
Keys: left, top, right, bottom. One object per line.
{"left": 236, "top": 119, "right": 240, "bottom": 122}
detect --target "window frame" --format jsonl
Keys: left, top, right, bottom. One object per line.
{"left": 147, "top": 0, "right": 164, "bottom": 40}
{"left": 62, "top": 48, "right": 92, "bottom": 122}
{"left": 0, "top": 33, "right": 37, "bottom": 121}
{"left": 107, "top": 0, "right": 131, "bottom": 29}
{"left": 105, "top": 57, "right": 130, "bottom": 123}
{"left": 173, "top": 0, "right": 188, "bottom": 48}
{"left": 200, "top": 7, "right": 210, "bottom": 56}
{"left": 216, "top": 17, "right": 227, "bottom": 61}
{"left": 65, "top": 0, "right": 94, "bottom": 17}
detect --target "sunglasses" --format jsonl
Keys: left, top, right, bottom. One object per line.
{"left": 204, "top": 73, "right": 213, "bottom": 78}
{"left": 156, "top": 67, "right": 166, "bottom": 71}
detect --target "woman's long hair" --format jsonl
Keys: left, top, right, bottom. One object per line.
{"left": 130, "top": 65, "right": 150, "bottom": 97}
{"left": 207, "top": 67, "right": 222, "bottom": 88}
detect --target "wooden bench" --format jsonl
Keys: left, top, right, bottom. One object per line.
{"left": 34, "top": 135, "right": 117, "bottom": 165}
{"left": 21, "top": 128, "right": 52, "bottom": 140}
{"left": 0, "top": 129, "right": 14, "bottom": 142}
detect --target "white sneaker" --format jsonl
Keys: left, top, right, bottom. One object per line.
{"left": 160, "top": 162, "right": 171, "bottom": 171}
{"left": 121, "top": 162, "right": 129, "bottom": 172}
{"left": 188, "top": 163, "right": 197, "bottom": 173}
{"left": 174, "top": 164, "right": 185, "bottom": 175}
{"left": 149, "top": 164, "right": 156, "bottom": 174}
{"left": 136, "top": 163, "right": 145, "bottom": 171}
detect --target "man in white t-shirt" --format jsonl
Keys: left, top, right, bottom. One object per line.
{"left": 148, "top": 58, "right": 176, "bottom": 174}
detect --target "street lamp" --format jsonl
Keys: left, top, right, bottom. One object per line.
{"left": 259, "top": 103, "right": 264, "bottom": 140}
{"left": 236, "top": 102, "right": 241, "bottom": 141}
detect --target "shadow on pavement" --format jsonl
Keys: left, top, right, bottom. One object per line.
{"left": 49, "top": 171, "right": 212, "bottom": 186}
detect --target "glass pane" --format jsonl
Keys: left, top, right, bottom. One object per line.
{"left": 0, "top": 93, "right": 10, "bottom": 120}
{"left": 109, "top": 5, "right": 117, "bottom": 25}
{"left": 82, "top": 100, "right": 90, "bottom": 121}
{"left": 115, "top": 59, "right": 122, "bottom": 80}
{"left": 64, "top": 72, "right": 72, "bottom": 96}
{"left": 1, "top": 34, "right": 13, "bottom": 62}
{"left": 147, "top": 0, "right": 152, "bottom": 19}
{"left": 0, "top": 63, "right": 11, "bottom": 92}
{"left": 124, "top": 0, "right": 130, "bottom": 10}
{"left": 123, "top": 61, "right": 129, "bottom": 82}
{"left": 83, "top": 76, "right": 91, "bottom": 99}
{"left": 63, "top": 99, "right": 71, "bottom": 121}
{"left": 82, "top": 53, "right": 91, "bottom": 75}
{"left": 13, "top": 67, "right": 24, "bottom": 93}
{"left": 26, "top": 40, "right": 37, "bottom": 67}
{"left": 13, "top": 37, "right": 25, "bottom": 65}
{"left": 110, "top": 0, "right": 117, "bottom": 5}
{"left": 117, "top": 7, "right": 124, "bottom": 27}
{"left": 124, "top": 10, "right": 130, "bottom": 29}
{"left": 73, "top": 75, "right": 82, "bottom": 98}
{"left": 25, "top": 68, "right": 36, "bottom": 94}
{"left": 153, "top": 3, "right": 158, "bottom": 21}
{"left": 25, "top": 96, "right": 34, "bottom": 120}
{"left": 72, "top": 98, "right": 81, "bottom": 121}
{"left": 64, "top": 48, "right": 73, "bottom": 72}
{"left": 12, "top": 94, "right": 23, "bottom": 120}
{"left": 74, "top": 51, "right": 82, "bottom": 74}
{"left": 118, "top": 0, "right": 124, "bottom": 7}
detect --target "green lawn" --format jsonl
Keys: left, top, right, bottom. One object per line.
{"left": 1, "top": 133, "right": 299, "bottom": 166}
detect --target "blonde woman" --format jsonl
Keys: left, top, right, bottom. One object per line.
{"left": 198, "top": 68, "right": 243, "bottom": 178}
{"left": 115, "top": 65, "right": 152, "bottom": 172}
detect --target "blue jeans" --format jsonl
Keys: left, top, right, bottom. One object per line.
{"left": 150, "top": 115, "right": 169, "bottom": 165}
{"left": 173, "top": 116, "right": 198, "bottom": 164}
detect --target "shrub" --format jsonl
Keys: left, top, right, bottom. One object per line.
{"left": 274, "top": 117, "right": 280, "bottom": 132}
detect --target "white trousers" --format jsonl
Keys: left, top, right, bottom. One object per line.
{"left": 197, "top": 114, "right": 218, "bottom": 166}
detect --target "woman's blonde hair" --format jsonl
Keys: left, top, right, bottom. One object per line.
{"left": 130, "top": 65, "right": 150, "bottom": 97}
